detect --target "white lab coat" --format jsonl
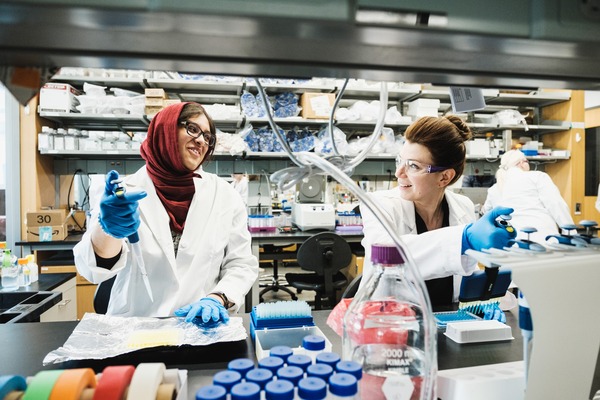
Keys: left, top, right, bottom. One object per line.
{"left": 482, "top": 168, "right": 573, "bottom": 243}
{"left": 73, "top": 166, "right": 259, "bottom": 317}
{"left": 359, "top": 189, "right": 478, "bottom": 301}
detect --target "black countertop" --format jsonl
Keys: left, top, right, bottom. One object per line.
{"left": 0, "top": 273, "right": 76, "bottom": 323}
{"left": 0, "top": 310, "right": 526, "bottom": 398}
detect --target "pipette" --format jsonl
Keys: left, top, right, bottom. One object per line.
{"left": 112, "top": 179, "right": 154, "bottom": 302}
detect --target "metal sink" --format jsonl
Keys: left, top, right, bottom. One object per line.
{"left": 0, "top": 291, "right": 62, "bottom": 323}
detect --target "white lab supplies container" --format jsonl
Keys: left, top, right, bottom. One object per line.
{"left": 406, "top": 98, "right": 440, "bottom": 118}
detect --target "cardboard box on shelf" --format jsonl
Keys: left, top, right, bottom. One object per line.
{"left": 26, "top": 210, "right": 67, "bottom": 227}
{"left": 25, "top": 209, "right": 69, "bottom": 242}
{"left": 145, "top": 106, "right": 163, "bottom": 116}
{"left": 144, "top": 88, "right": 167, "bottom": 98}
{"left": 144, "top": 97, "right": 166, "bottom": 107}
{"left": 39, "top": 83, "right": 81, "bottom": 113}
{"left": 163, "top": 99, "right": 181, "bottom": 107}
{"left": 26, "top": 224, "right": 68, "bottom": 242}
{"left": 300, "top": 92, "right": 335, "bottom": 119}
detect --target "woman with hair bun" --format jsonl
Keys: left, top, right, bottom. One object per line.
{"left": 359, "top": 116, "right": 516, "bottom": 306}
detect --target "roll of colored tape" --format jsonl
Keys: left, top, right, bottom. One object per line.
{"left": 23, "top": 370, "right": 64, "bottom": 400}
{"left": 4, "top": 390, "right": 25, "bottom": 400}
{"left": 127, "top": 363, "right": 166, "bottom": 400}
{"left": 156, "top": 383, "right": 176, "bottom": 400}
{"left": 49, "top": 368, "right": 97, "bottom": 400}
{"left": 80, "top": 388, "right": 95, "bottom": 400}
{"left": 163, "top": 369, "right": 180, "bottom": 388}
{"left": 93, "top": 365, "right": 135, "bottom": 400}
{"left": 0, "top": 375, "right": 27, "bottom": 400}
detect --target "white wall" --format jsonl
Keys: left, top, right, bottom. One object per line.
{"left": 0, "top": 82, "right": 5, "bottom": 190}
{"left": 585, "top": 91, "right": 600, "bottom": 110}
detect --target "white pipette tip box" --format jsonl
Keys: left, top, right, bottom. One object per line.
{"left": 444, "top": 320, "right": 513, "bottom": 344}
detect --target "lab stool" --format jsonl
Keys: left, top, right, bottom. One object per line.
{"left": 259, "top": 244, "right": 298, "bottom": 302}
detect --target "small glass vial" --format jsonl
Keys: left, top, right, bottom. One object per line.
{"left": 315, "top": 352, "right": 340, "bottom": 369}
{"left": 245, "top": 368, "right": 273, "bottom": 391}
{"left": 265, "top": 380, "right": 294, "bottom": 400}
{"left": 302, "top": 335, "right": 326, "bottom": 363}
{"left": 276, "top": 366, "right": 304, "bottom": 386}
{"left": 297, "top": 377, "right": 327, "bottom": 400}
{"left": 257, "top": 356, "right": 284, "bottom": 375}
{"left": 328, "top": 373, "right": 358, "bottom": 400}
{"left": 196, "top": 385, "right": 227, "bottom": 400}
{"left": 231, "top": 382, "right": 261, "bottom": 400}
{"left": 213, "top": 370, "right": 242, "bottom": 393}
{"left": 306, "top": 364, "right": 333, "bottom": 382}
{"left": 334, "top": 361, "right": 362, "bottom": 381}
{"left": 228, "top": 358, "right": 255, "bottom": 378}
{"left": 270, "top": 346, "right": 293, "bottom": 364}
{"left": 286, "top": 354, "right": 312, "bottom": 373}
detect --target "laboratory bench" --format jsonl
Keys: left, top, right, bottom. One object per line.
{"left": 0, "top": 272, "right": 76, "bottom": 323}
{"left": 16, "top": 230, "right": 365, "bottom": 313}
{"left": 0, "top": 310, "right": 527, "bottom": 399}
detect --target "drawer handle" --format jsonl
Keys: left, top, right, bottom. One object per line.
{"left": 57, "top": 299, "right": 72, "bottom": 308}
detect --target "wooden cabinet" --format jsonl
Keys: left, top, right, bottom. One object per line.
{"left": 40, "top": 265, "right": 96, "bottom": 320}
{"left": 39, "top": 276, "right": 77, "bottom": 322}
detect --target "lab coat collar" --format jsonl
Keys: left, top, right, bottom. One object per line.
{"left": 394, "top": 189, "right": 468, "bottom": 232}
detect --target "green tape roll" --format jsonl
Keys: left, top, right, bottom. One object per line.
{"left": 22, "top": 370, "right": 64, "bottom": 400}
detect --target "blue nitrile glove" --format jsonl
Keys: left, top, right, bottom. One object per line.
{"left": 98, "top": 170, "right": 147, "bottom": 239}
{"left": 462, "top": 206, "right": 517, "bottom": 253}
{"left": 174, "top": 297, "right": 230, "bottom": 324}
{"left": 483, "top": 303, "right": 507, "bottom": 324}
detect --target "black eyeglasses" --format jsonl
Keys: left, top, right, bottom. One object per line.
{"left": 180, "top": 121, "right": 215, "bottom": 147}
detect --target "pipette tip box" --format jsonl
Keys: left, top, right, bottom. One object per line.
{"left": 444, "top": 320, "right": 513, "bottom": 344}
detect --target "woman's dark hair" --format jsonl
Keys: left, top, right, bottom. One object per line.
{"left": 404, "top": 115, "right": 472, "bottom": 185}
{"left": 178, "top": 102, "right": 217, "bottom": 164}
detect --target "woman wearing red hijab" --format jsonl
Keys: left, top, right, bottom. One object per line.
{"left": 74, "top": 102, "right": 258, "bottom": 321}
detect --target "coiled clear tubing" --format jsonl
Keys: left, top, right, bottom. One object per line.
{"left": 254, "top": 78, "right": 437, "bottom": 400}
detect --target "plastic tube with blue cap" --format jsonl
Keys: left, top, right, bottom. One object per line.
{"left": 113, "top": 182, "right": 154, "bottom": 302}
{"left": 518, "top": 290, "right": 533, "bottom": 383}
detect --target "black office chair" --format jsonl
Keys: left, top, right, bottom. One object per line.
{"left": 93, "top": 276, "right": 116, "bottom": 314}
{"left": 285, "top": 232, "right": 352, "bottom": 310}
{"left": 341, "top": 274, "right": 362, "bottom": 299}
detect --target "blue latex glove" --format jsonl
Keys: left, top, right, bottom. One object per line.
{"left": 462, "top": 206, "right": 517, "bottom": 253}
{"left": 174, "top": 297, "right": 230, "bottom": 324}
{"left": 483, "top": 303, "right": 507, "bottom": 324}
{"left": 98, "top": 170, "right": 147, "bottom": 239}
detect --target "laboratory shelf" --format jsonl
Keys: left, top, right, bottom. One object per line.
{"left": 49, "top": 75, "right": 147, "bottom": 90}
{"left": 39, "top": 111, "right": 150, "bottom": 131}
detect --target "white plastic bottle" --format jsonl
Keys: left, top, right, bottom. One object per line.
{"left": 343, "top": 244, "right": 432, "bottom": 400}
{"left": 17, "top": 257, "right": 29, "bottom": 287}
{"left": 26, "top": 254, "right": 39, "bottom": 283}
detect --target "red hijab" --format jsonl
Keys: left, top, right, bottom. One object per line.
{"left": 140, "top": 102, "right": 197, "bottom": 233}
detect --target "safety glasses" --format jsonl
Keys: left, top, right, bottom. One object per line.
{"left": 395, "top": 156, "right": 448, "bottom": 175}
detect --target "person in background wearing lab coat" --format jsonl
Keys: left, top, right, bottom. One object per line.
{"left": 231, "top": 173, "right": 249, "bottom": 206}
{"left": 360, "top": 116, "right": 516, "bottom": 306}
{"left": 74, "top": 102, "right": 259, "bottom": 323}
{"left": 482, "top": 149, "right": 574, "bottom": 243}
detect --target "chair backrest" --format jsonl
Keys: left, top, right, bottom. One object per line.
{"left": 93, "top": 276, "right": 116, "bottom": 314}
{"left": 296, "top": 232, "right": 353, "bottom": 297}
{"left": 297, "top": 232, "right": 353, "bottom": 274}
